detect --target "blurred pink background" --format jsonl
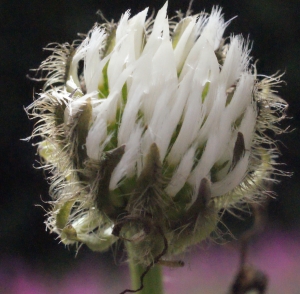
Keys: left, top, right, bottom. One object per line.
{"left": 1, "top": 229, "right": 299, "bottom": 294}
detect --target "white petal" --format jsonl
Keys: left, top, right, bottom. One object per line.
{"left": 86, "top": 116, "right": 107, "bottom": 160}
{"left": 83, "top": 28, "right": 109, "bottom": 93}
{"left": 211, "top": 153, "right": 250, "bottom": 196}
{"left": 173, "top": 17, "right": 197, "bottom": 73}
{"left": 200, "top": 6, "right": 228, "bottom": 50}
{"left": 165, "top": 147, "right": 195, "bottom": 197}
{"left": 224, "top": 72, "right": 255, "bottom": 122}
{"left": 220, "top": 36, "right": 251, "bottom": 88}
{"left": 142, "top": 2, "right": 168, "bottom": 55}
{"left": 118, "top": 55, "right": 151, "bottom": 145}
{"left": 110, "top": 123, "right": 143, "bottom": 189}
{"left": 238, "top": 105, "right": 257, "bottom": 149}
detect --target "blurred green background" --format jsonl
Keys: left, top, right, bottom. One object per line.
{"left": 0, "top": 0, "right": 299, "bottom": 292}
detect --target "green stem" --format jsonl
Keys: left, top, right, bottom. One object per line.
{"left": 126, "top": 243, "right": 164, "bottom": 294}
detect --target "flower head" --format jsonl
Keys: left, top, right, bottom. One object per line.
{"left": 27, "top": 2, "right": 287, "bottom": 265}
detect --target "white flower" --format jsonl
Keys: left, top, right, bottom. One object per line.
{"left": 27, "top": 2, "right": 288, "bottom": 265}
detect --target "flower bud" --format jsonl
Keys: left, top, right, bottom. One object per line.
{"left": 27, "top": 2, "right": 288, "bottom": 266}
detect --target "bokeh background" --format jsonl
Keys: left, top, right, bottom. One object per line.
{"left": 1, "top": 0, "right": 299, "bottom": 293}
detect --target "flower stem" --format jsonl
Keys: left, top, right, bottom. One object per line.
{"left": 126, "top": 243, "right": 164, "bottom": 294}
